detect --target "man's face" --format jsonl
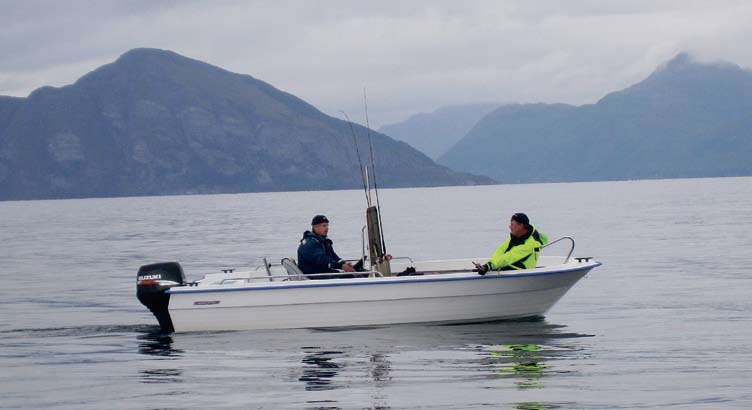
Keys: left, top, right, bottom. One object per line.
{"left": 313, "top": 222, "right": 329, "bottom": 237}
{"left": 509, "top": 219, "right": 528, "bottom": 238}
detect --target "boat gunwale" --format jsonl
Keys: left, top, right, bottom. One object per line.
{"left": 167, "top": 261, "right": 601, "bottom": 295}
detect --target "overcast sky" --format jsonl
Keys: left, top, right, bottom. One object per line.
{"left": 2, "top": 0, "right": 751, "bottom": 127}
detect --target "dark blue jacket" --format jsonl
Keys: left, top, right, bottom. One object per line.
{"left": 297, "top": 231, "right": 345, "bottom": 275}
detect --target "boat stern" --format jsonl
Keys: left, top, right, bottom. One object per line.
{"left": 136, "top": 262, "right": 186, "bottom": 332}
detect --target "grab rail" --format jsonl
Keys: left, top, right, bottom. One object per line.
{"left": 306, "top": 271, "right": 384, "bottom": 279}
{"left": 218, "top": 271, "right": 383, "bottom": 284}
{"left": 541, "top": 236, "right": 575, "bottom": 263}
{"left": 389, "top": 256, "right": 414, "bottom": 263}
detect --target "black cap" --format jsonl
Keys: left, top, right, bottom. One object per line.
{"left": 311, "top": 215, "right": 329, "bottom": 225}
{"left": 511, "top": 212, "right": 530, "bottom": 226}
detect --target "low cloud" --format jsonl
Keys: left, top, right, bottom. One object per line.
{"left": 2, "top": 0, "right": 751, "bottom": 126}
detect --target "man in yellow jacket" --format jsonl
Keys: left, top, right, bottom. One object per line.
{"left": 475, "top": 213, "right": 548, "bottom": 274}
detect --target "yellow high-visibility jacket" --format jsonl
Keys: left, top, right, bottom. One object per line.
{"left": 488, "top": 226, "right": 548, "bottom": 270}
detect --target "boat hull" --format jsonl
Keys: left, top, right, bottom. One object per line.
{"left": 166, "top": 262, "right": 598, "bottom": 332}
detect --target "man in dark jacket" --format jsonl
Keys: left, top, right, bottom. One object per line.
{"left": 297, "top": 215, "right": 356, "bottom": 278}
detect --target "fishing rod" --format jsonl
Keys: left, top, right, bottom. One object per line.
{"left": 340, "top": 110, "right": 371, "bottom": 207}
{"left": 363, "top": 88, "right": 387, "bottom": 254}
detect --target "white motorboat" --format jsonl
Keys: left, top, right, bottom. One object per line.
{"left": 136, "top": 121, "right": 600, "bottom": 332}
{"left": 136, "top": 236, "right": 600, "bottom": 332}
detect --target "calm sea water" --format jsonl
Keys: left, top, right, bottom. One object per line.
{"left": 1, "top": 178, "right": 751, "bottom": 409}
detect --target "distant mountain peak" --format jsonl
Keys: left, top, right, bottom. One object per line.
{"left": 68, "top": 47, "right": 256, "bottom": 95}
{"left": 663, "top": 52, "right": 694, "bottom": 69}
{"left": 115, "top": 47, "right": 199, "bottom": 66}
{"left": 119, "top": 47, "right": 175, "bottom": 58}
{"left": 653, "top": 51, "right": 746, "bottom": 76}
{"left": 378, "top": 102, "right": 500, "bottom": 160}
{"left": 597, "top": 52, "right": 751, "bottom": 106}
{"left": 440, "top": 53, "right": 752, "bottom": 184}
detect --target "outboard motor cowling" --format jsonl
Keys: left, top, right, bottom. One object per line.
{"left": 136, "top": 262, "right": 186, "bottom": 333}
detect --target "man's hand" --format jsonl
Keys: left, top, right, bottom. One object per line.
{"left": 473, "top": 262, "right": 490, "bottom": 275}
{"left": 341, "top": 262, "right": 356, "bottom": 273}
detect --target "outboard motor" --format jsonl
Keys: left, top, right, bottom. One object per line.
{"left": 136, "top": 262, "right": 186, "bottom": 333}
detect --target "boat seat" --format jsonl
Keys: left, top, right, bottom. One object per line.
{"left": 281, "top": 257, "right": 308, "bottom": 281}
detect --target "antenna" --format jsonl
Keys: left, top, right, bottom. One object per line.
{"left": 341, "top": 110, "right": 370, "bottom": 206}
{"left": 363, "top": 88, "right": 386, "bottom": 254}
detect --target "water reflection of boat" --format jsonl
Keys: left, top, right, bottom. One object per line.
{"left": 490, "top": 344, "right": 547, "bottom": 389}
{"left": 131, "top": 319, "right": 588, "bottom": 408}
{"left": 298, "top": 349, "right": 392, "bottom": 392}
{"left": 137, "top": 330, "right": 183, "bottom": 384}
{"left": 299, "top": 350, "right": 344, "bottom": 391}
{"left": 137, "top": 331, "right": 182, "bottom": 357}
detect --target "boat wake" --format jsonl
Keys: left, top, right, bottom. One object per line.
{"left": 0, "top": 323, "right": 159, "bottom": 338}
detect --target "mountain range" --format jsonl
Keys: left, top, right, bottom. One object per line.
{"left": 438, "top": 53, "right": 752, "bottom": 183}
{"left": 378, "top": 103, "right": 499, "bottom": 160}
{"left": 0, "top": 48, "right": 491, "bottom": 201}
{"left": 3, "top": 50, "right": 749, "bottom": 200}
